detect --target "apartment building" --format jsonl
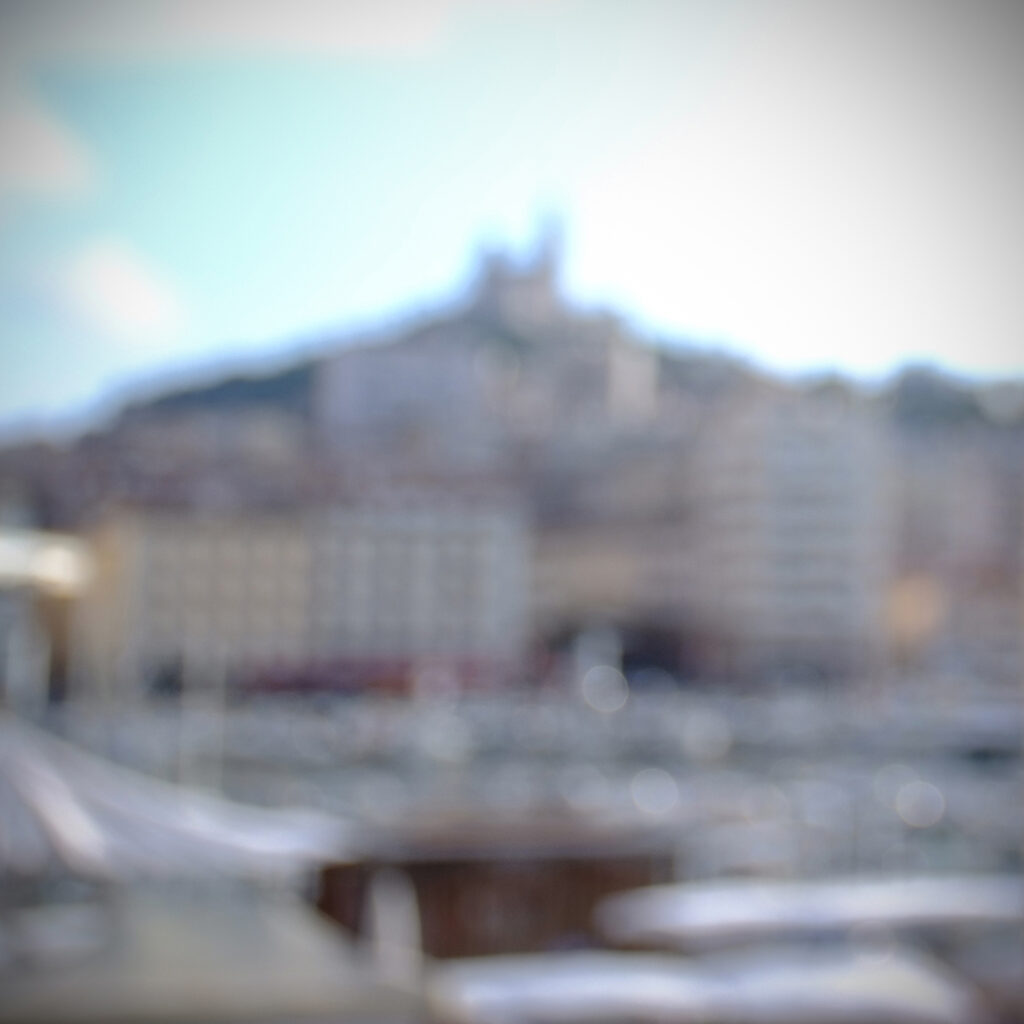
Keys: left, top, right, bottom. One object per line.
{"left": 887, "top": 428, "right": 1024, "bottom": 683}
{"left": 72, "top": 511, "right": 314, "bottom": 698}
{"left": 685, "top": 386, "right": 892, "bottom": 680}
{"left": 311, "top": 502, "right": 527, "bottom": 690}
{"left": 71, "top": 500, "right": 528, "bottom": 698}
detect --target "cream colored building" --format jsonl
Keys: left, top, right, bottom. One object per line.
{"left": 73, "top": 512, "right": 315, "bottom": 696}
{"left": 532, "top": 526, "right": 648, "bottom": 632}
{"left": 72, "top": 502, "right": 528, "bottom": 697}
{"left": 532, "top": 521, "right": 691, "bottom": 634}
{"left": 887, "top": 430, "right": 1024, "bottom": 683}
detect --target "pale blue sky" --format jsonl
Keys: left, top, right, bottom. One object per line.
{"left": 1, "top": 0, "right": 1022, "bottom": 432}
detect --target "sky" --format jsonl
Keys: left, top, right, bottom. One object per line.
{"left": 1, "top": 0, "right": 1023, "bottom": 431}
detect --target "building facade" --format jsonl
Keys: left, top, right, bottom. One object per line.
{"left": 71, "top": 501, "right": 528, "bottom": 699}
{"left": 684, "top": 387, "right": 892, "bottom": 680}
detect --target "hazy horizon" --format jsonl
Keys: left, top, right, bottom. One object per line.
{"left": 3, "top": 244, "right": 1023, "bottom": 446}
{"left": 2, "top": 0, "right": 1023, "bottom": 434}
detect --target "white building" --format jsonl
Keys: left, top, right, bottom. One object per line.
{"left": 685, "top": 386, "right": 892, "bottom": 680}
{"left": 311, "top": 502, "right": 527, "bottom": 679}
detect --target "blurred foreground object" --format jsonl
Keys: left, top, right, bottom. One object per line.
{"left": 595, "top": 875, "right": 1024, "bottom": 950}
{"left": 0, "top": 714, "right": 410, "bottom": 1021}
{"left": 0, "top": 891, "right": 422, "bottom": 1024}
{"left": 596, "top": 875, "right": 1024, "bottom": 1021}
{"left": 320, "top": 811, "right": 677, "bottom": 958}
{"left": 0, "top": 713, "right": 355, "bottom": 882}
{"left": 427, "top": 947, "right": 986, "bottom": 1024}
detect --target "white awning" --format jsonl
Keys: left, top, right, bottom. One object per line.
{"left": 0, "top": 529, "right": 92, "bottom": 596}
{"left": 0, "top": 714, "right": 359, "bottom": 882}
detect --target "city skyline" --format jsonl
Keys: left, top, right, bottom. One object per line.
{"left": 2, "top": 0, "right": 1023, "bottom": 434}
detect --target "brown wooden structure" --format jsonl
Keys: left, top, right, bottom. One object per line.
{"left": 317, "top": 814, "right": 679, "bottom": 958}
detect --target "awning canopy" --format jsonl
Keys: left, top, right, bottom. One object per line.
{"left": 0, "top": 530, "right": 92, "bottom": 596}
{"left": 0, "top": 714, "right": 358, "bottom": 883}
